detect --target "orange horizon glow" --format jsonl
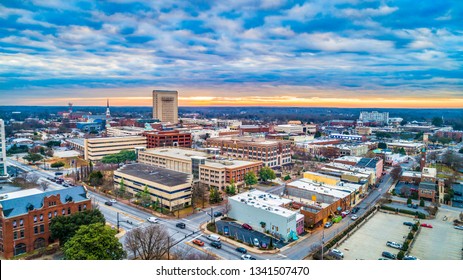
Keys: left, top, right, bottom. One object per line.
{"left": 20, "top": 96, "right": 463, "bottom": 108}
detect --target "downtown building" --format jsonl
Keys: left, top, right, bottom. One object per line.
{"left": 359, "top": 111, "right": 389, "bottom": 125}
{"left": 143, "top": 130, "right": 192, "bottom": 149}
{"left": 152, "top": 90, "right": 178, "bottom": 124}
{"left": 0, "top": 119, "right": 8, "bottom": 179}
{"left": 0, "top": 186, "right": 91, "bottom": 258}
{"left": 205, "top": 136, "right": 291, "bottom": 168}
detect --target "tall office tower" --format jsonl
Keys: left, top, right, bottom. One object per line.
{"left": 0, "top": 119, "right": 8, "bottom": 178}
{"left": 152, "top": 90, "right": 178, "bottom": 124}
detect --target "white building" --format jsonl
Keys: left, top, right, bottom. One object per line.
{"left": 274, "top": 124, "right": 304, "bottom": 134}
{"left": 228, "top": 190, "right": 304, "bottom": 241}
{"left": 0, "top": 119, "right": 8, "bottom": 179}
{"left": 359, "top": 111, "right": 389, "bottom": 125}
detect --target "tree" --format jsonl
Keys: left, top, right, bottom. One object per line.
{"left": 124, "top": 224, "right": 169, "bottom": 260}
{"left": 397, "top": 251, "right": 405, "bottom": 260}
{"left": 432, "top": 117, "right": 443, "bottom": 127}
{"left": 101, "top": 150, "right": 137, "bottom": 164}
{"left": 118, "top": 178, "right": 126, "bottom": 198}
{"left": 390, "top": 166, "right": 402, "bottom": 181}
{"left": 51, "top": 161, "right": 65, "bottom": 169}
{"left": 45, "top": 140, "right": 61, "bottom": 148}
{"left": 283, "top": 174, "right": 291, "bottom": 181}
{"left": 226, "top": 179, "right": 236, "bottom": 195}
{"left": 88, "top": 171, "right": 104, "bottom": 186}
{"left": 244, "top": 171, "right": 258, "bottom": 187}
{"left": 23, "top": 153, "right": 43, "bottom": 164}
{"left": 314, "top": 131, "right": 322, "bottom": 138}
{"left": 209, "top": 187, "right": 221, "bottom": 204}
{"left": 192, "top": 182, "right": 207, "bottom": 209}
{"left": 50, "top": 209, "right": 106, "bottom": 245}
{"left": 40, "top": 181, "right": 50, "bottom": 191}
{"left": 259, "top": 166, "right": 276, "bottom": 182}
{"left": 136, "top": 185, "right": 151, "bottom": 206}
{"left": 63, "top": 223, "right": 125, "bottom": 260}
{"left": 378, "top": 142, "right": 387, "bottom": 149}
{"left": 407, "top": 198, "right": 412, "bottom": 205}
{"left": 222, "top": 197, "right": 232, "bottom": 217}
{"left": 419, "top": 198, "right": 425, "bottom": 207}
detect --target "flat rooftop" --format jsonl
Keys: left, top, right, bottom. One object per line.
{"left": 140, "top": 147, "right": 210, "bottom": 161}
{"left": 287, "top": 179, "right": 352, "bottom": 199}
{"left": 229, "top": 189, "right": 295, "bottom": 218}
{"left": 66, "top": 138, "right": 85, "bottom": 146}
{"left": 116, "top": 163, "right": 192, "bottom": 187}
{"left": 203, "top": 159, "right": 260, "bottom": 169}
{"left": 387, "top": 142, "right": 425, "bottom": 148}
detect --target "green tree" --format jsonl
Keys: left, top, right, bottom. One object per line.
{"left": 397, "top": 251, "right": 405, "bottom": 260}
{"left": 227, "top": 179, "right": 236, "bottom": 195}
{"left": 63, "top": 223, "right": 126, "bottom": 260}
{"left": 314, "top": 131, "right": 322, "bottom": 138}
{"left": 101, "top": 150, "right": 137, "bottom": 164}
{"left": 432, "top": 117, "right": 443, "bottom": 127}
{"left": 209, "top": 187, "right": 221, "bottom": 203}
{"left": 45, "top": 140, "right": 61, "bottom": 148}
{"left": 23, "top": 153, "right": 43, "bottom": 164}
{"left": 378, "top": 142, "right": 387, "bottom": 149}
{"left": 259, "top": 166, "right": 276, "bottom": 182}
{"left": 136, "top": 185, "right": 151, "bottom": 206}
{"left": 88, "top": 171, "right": 104, "bottom": 186}
{"left": 244, "top": 171, "right": 258, "bottom": 187}
{"left": 284, "top": 174, "right": 291, "bottom": 181}
{"left": 118, "top": 178, "right": 126, "bottom": 198}
{"left": 407, "top": 198, "right": 412, "bottom": 205}
{"left": 50, "top": 209, "right": 106, "bottom": 245}
{"left": 398, "top": 147, "right": 406, "bottom": 155}
{"left": 51, "top": 161, "right": 65, "bottom": 169}
{"left": 419, "top": 198, "right": 425, "bottom": 207}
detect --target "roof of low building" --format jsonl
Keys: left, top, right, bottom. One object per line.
{"left": 418, "top": 181, "right": 436, "bottom": 191}
{"left": 115, "top": 163, "right": 192, "bottom": 186}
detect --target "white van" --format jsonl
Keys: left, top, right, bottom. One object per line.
{"left": 206, "top": 234, "right": 221, "bottom": 242}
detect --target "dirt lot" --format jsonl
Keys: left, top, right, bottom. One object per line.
{"left": 409, "top": 208, "right": 463, "bottom": 260}
{"left": 336, "top": 212, "right": 411, "bottom": 260}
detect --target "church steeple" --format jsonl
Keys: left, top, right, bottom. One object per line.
{"left": 106, "top": 99, "right": 111, "bottom": 119}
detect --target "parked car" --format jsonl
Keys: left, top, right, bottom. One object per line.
{"left": 210, "top": 241, "right": 222, "bottom": 249}
{"left": 386, "top": 241, "right": 402, "bottom": 249}
{"left": 260, "top": 242, "right": 267, "bottom": 249}
{"left": 454, "top": 225, "right": 463, "bottom": 230}
{"left": 412, "top": 204, "right": 418, "bottom": 209}
{"left": 253, "top": 238, "right": 260, "bottom": 247}
{"left": 242, "top": 223, "right": 253, "bottom": 230}
{"left": 176, "top": 222, "right": 186, "bottom": 229}
{"left": 223, "top": 226, "right": 229, "bottom": 235}
{"left": 109, "top": 199, "right": 117, "bottom": 203}
{"left": 213, "top": 211, "right": 223, "bottom": 217}
{"left": 403, "top": 255, "right": 418, "bottom": 260}
{"left": 351, "top": 214, "right": 358, "bottom": 220}
{"left": 421, "top": 223, "right": 433, "bottom": 228}
{"left": 104, "top": 201, "right": 113, "bottom": 206}
{"left": 241, "top": 254, "right": 253, "bottom": 260}
{"left": 147, "top": 216, "right": 159, "bottom": 223}
{"left": 382, "top": 251, "right": 396, "bottom": 259}
{"left": 236, "top": 247, "right": 247, "bottom": 254}
{"left": 192, "top": 239, "right": 204, "bottom": 247}
{"left": 324, "top": 221, "right": 333, "bottom": 228}
{"left": 351, "top": 207, "right": 360, "bottom": 214}
{"left": 206, "top": 234, "right": 220, "bottom": 242}
{"left": 403, "top": 221, "right": 414, "bottom": 226}
{"left": 330, "top": 249, "right": 344, "bottom": 259}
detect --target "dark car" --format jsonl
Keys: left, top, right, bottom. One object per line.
{"left": 403, "top": 222, "right": 414, "bottom": 226}
{"left": 236, "top": 247, "right": 247, "bottom": 254}
{"left": 176, "top": 222, "right": 186, "bottom": 229}
{"left": 213, "top": 211, "right": 223, "bottom": 217}
{"left": 210, "top": 241, "right": 222, "bottom": 249}
{"left": 104, "top": 201, "right": 113, "bottom": 206}
{"left": 351, "top": 207, "right": 360, "bottom": 214}
{"left": 242, "top": 223, "right": 253, "bottom": 230}
{"left": 223, "top": 226, "right": 229, "bottom": 236}
{"left": 382, "top": 251, "right": 396, "bottom": 259}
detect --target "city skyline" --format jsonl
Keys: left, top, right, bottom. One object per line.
{"left": 1, "top": 1, "right": 462, "bottom": 108}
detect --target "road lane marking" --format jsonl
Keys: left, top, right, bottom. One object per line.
{"left": 96, "top": 202, "right": 145, "bottom": 223}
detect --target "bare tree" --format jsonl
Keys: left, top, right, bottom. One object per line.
{"left": 39, "top": 180, "right": 50, "bottom": 191}
{"left": 390, "top": 166, "right": 402, "bottom": 181}
{"left": 27, "top": 173, "right": 41, "bottom": 186}
{"left": 192, "top": 182, "right": 207, "bottom": 209}
{"left": 171, "top": 246, "right": 216, "bottom": 260}
{"left": 222, "top": 197, "right": 232, "bottom": 217}
{"left": 124, "top": 225, "right": 169, "bottom": 260}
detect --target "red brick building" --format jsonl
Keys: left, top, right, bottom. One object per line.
{"left": 143, "top": 130, "right": 192, "bottom": 148}
{"left": 0, "top": 186, "right": 91, "bottom": 259}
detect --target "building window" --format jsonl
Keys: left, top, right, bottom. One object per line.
{"left": 62, "top": 209, "right": 65, "bottom": 215}
{"left": 40, "top": 225, "right": 44, "bottom": 233}
{"left": 20, "top": 230, "right": 25, "bottom": 239}
{"left": 13, "top": 231, "right": 18, "bottom": 240}
{"left": 40, "top": 214, "right": 43, "bottom": 221}
{"left": 34, "top": 216, "right": 37, "bottom": 223}
{"left": 48, "top": 212, "right": 52, "bottom": 219}
{"left": 78, "top": 205, "right": 82, "bottom": 212}
{"left": 19, "top": 219, "right": 24, "bottom": 226}
{"left": 13, "top": 220, "right": 17, "bottom": 228}
{"left": 83, "top": 204, "right": 87, "bottom": 210}
{"left": 34, "top": 226, "right": 38, "bottom": 235}
{"left": 68, "top": 207, "right": 71, "bottom": 214}
{"left": 54, "top": 211, "right": 58, "bottom": 217}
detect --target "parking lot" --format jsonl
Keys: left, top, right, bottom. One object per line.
{"left": 409, "top": 208, "right": 463, "bottom": 260}
{"left": 215, "top": 220, "right": 287, "bottom": 249}
{"left": 335, "top": 212, "right": 413, "bottom": 260}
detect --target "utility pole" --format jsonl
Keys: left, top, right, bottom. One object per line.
{"left": 321, "top": 230, "right": 325, "bottom": 260}
{"left": 117, "top": 212, "right": 120, "bottom": 232}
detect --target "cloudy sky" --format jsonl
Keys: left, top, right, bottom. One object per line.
{"left": 0, "top": 0, "right": 462, "bottom": 107}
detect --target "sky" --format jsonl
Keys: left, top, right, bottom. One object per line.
{"left": 0, "top": 0, "right": 462, "bottom": 107}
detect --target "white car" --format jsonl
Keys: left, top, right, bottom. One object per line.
{"left": 110, "top": 199, "right": 117, "bottom": 203}
{"left": 147, "top": 216, "right": 160, "bottom": 223}
{"left": 330, "top": 249, "right": 344, "bottom": 258}
{"left": 253, "top": 238, "right": 260, "bottom": 247}
{"left": 241, "top": 254, "right": 254, "bottom": 260}
{"left": 454, "top": 225, "right": 463, "bottom": 230}
{"left": 351, "top": 214, "right": 358, "bottom": 220}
